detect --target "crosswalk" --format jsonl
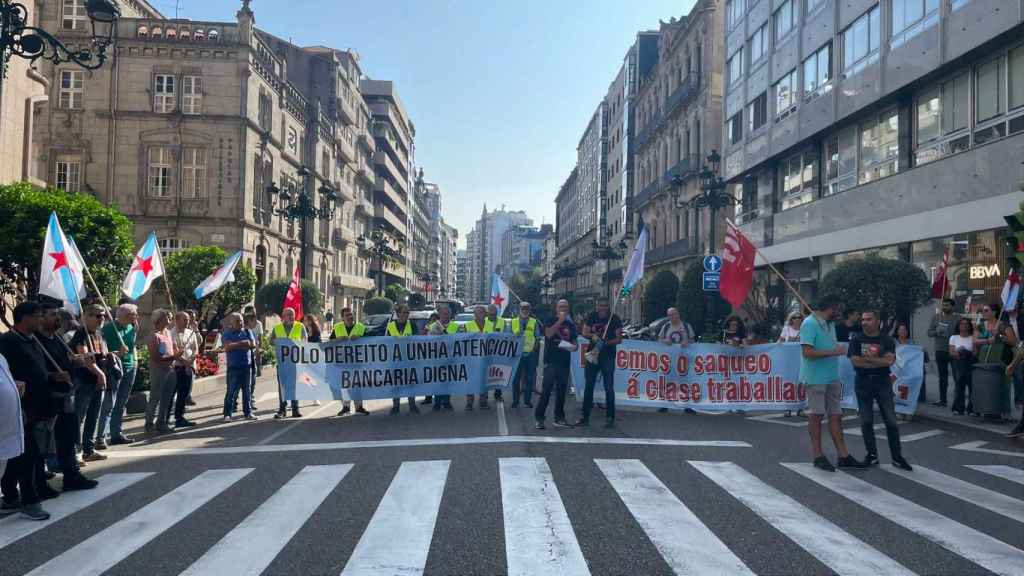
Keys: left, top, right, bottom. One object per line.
{"left": 1, "top": 459, "right": 1022, "bottom": 575}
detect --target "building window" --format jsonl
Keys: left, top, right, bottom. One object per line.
{"left": 774, "top": 0, "right": 797, "bottom": 43}
{"left": 182, "top": 148, "right": 206, "bottom": 198}
{"left": 915, "top": 73, "right": 969, "bottom": 165}
{"left": 182, "top": 76, "right": 202, "bottom": 115}
{"left": 891, "top": 0, "right": 939, "bottom": 48}
{"left": 1011, "top": 45, "right": 1024, "bottom": 112}
{"left": 803, "top": 43, "right": 832, "bottom": 100}
{"left": 154, "top": 74, "right": 176, "bottom": 113}
{"left": 727, "top": 49, "right": 744, "bottom": 87}
{"left": 976, "top": 57, "right": 1004, "bottom": 124}
{"left": 748, "top": 92, "right": 768, "bottom": 132}
{"left": 148, "top": 147, "right": 172, "bottom": 198}
{"left": 842, "top": 5, "right": 880, "bottom": 76}
{"left": 55, "top": 156, "right": 81, "bottom": 193}
{"left": 806, "top": 0, "right": 826, "bottom": 15}
{"left": 58, "top": 70, "right": 83, "bottom": 110}
{"left": 774, "top": 69, "right": 798, "bottom": 119}
{"left": 727, "top": 112, "right": 744, "bottom": 145}
{"left": 726, "top": 0, "right": 745, "bottom": 31}
{"left": 778, "top": 150, "right": 818, "bottom": 210}
{"left": 259, "top": 88, "right": 273, "bottom": 131}
{"left": 749, "top": 25, "right": 768, "bottom": 68}
{"left": 62, "top": 0, "right": 87, "bottom": 31}
{"left": 823, "top": 126, "right": 857, "bottom": 196}
{"left": 287, "top": 126, "right": 299, "bottom": 155}
{"left": 158, "top": 238, "right": 189, "bottom": 259}
{"left": 859, "top": 108, "right": 900, "bottom": 184}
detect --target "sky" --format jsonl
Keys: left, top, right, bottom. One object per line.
{"left": 157, "top": 0, "right": 692, "bottom": 246}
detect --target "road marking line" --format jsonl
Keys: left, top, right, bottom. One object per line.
{"left": 950, "top": 441, "right": 1024, "bottom": 459}
{"left": 257, "top": 392, "right": 279, "bottom": 404}
{"left": 597, "top": 459, "right": 754, "bottom": 575}
{"left": 784, "top": 463, "right": 1024, "bottom": 576}
{"left": 497, "top": 399, "right": 509, "bottom": 436}
{"left": 967, "top": 465, "right": 1024, "bottom": 486}
{"left": 181, "top": 464, "right": 352, "bottom": 576}
{"left": 899, "top": 429, "right": 944, "bottom": 442}
{"left": 691, "top": 461, "right": 912, "bottom": 576}
{"left": 25, "top": 468, "right": 252, "bottom": 576}
{"left": 748, "top": 413, "right": 857, "bottom": 428}
{"left": 257, "top": 401, "right": 336, "bottom": 446}
{"left": 501, "top": 457, "right": 589, "bottom": 576}
{"left": 105, "top": 435, "right": 753, "bottom": 459}
{"left": 0, "top": 473, "right": 152, "bottom": 550}
{"left": 882, "top": 464, "right": 1024, "bottom": 524}
{"left": 341, "top": 460, "right": 449, "bottom": 576}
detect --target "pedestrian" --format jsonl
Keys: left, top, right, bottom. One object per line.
{"left": 428, "top": 304, "right": 458, "bottom": 411}
{"left": 1003, "top": 332, "right": 1024, "bottom": 437}
{"left": 273, "top": 307, "right": 306, "bottom": 419}
{"left": 332, "top": 307, "right": 370, "bottom": 416}
{"left": 486, "top": 304, "right": 507, "bottom": 403}
{"left": 778, "top": 311, "right": 803, "bottom": 343}
{"left": 0, "top": 301, "right": 69, "bottom": 520}
{"left": 244, "top": 309, "right": 263, "bottom": 413}
{"left": 170, "top": 311, "right": 199, "bottom": 429}
{"left": 145, "top": 309, "right": 177, "bottom": 434}
{"left": 927, "top": 298, "right": 958, "bottom": 407}
{"left": 722, "top": 315, "right": 746, "bottom": 346}
{"left": 658, "top": 307, "right": 697, "bottom": 414}
{"left": 221, "top": 313, "right": 258, "bottom": 422}
{"left": 387, "top": 304, "right": 420, "bottom": 414}
{"left": 509, "top": 301, "right": 541, "bottom": 409}
{"left": 70, "top": 305, "right": 112, "bottom": 459}
{"left": 577, "top": 298, "right": 622, "bottom": 428}
{"left": 799, "top": 295, "right": 866, "bottom": 471}
{"left": 835, "top": 309, "right": 861, "bottom": 343}
{"left": 98, "top": 303, "right": 138, "bottom": 445}
{"left": 535, "top": 298, "right": 577, "bottom": 430}
{"left": 949, "top": 316, "right": 977, "bottom": 416}
{"left": 849, "top": 311, "right": 912, "bottom": 470}
{"left": 0, "top": 354, "right": 24, "bottom": 494}
{"left": 463, "top": 305, "right": 492, "bottom": 411}
{"left": 893, "top": 320, "right": 927, "bottom": 403}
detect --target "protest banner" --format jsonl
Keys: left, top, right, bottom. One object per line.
{"left": 571, "top": 340, "right": 923, "bottom": 414}
{"left": 276, "top": 333, "right": 521, "bottom": 401}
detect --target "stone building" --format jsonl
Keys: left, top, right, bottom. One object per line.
{"left": 553, "top": 165, "right": 599, "bottom": 306}
{"left": 31, "top": 0, "right": 378, "bottom": 316}
{"left": 633, "top": 1, "right": 725, "bottom": 313}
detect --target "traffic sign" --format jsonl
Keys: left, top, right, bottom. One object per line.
{"left": 703, "top": 255, "right": 722, "bottom": 273}
{"left": 703, "top": 272, "right": 720, "bottom": 292}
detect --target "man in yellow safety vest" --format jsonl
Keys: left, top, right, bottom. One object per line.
{"left": 332, "top": 307, "right": 369, "bottom": 417}
{"left": 463, "top": 305, "right": 493, "bottom": 410}
{"left": 510, "top": 301, "right": 542, "bottom": 408}
{"left": 386, "top": 304, "right": 419, "bottom": 415}
{"left": 273, "top": 307, "right": 307, "bottom": 419}
{"left": 428, "top": 304, "right": 458, "bottom": 411}
{"left": 486, "top": 304, "right": 508, "bottom": 404}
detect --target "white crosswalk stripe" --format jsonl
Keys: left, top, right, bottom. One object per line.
{"left": 501, "top": 457, "right": 589, "bottom": 576}
{"left": 341, "top": 460, "right": 450, "bottom": 576}
{"left": 181, "top": 464, "right": 352, "bottom": 576}
{"left": 967, "top": 464, "right": 1024, "bottom": 486}
{"left": 0, "top": 473, "right": 151, "bottom": 551}
{"left": 882, "top": 464, "right": 1024, "bottom": 524}
{"left": 691, "top": 461, "right": 914, "bottom": 576}
{"left": 26, "top": 468, "right": 252, "bottom": 576}
{"left": 785, "top": 463, "right": 1024, "bottom": 576}
{"left": 598, "top": 459, "right": 754, "bottom": 575}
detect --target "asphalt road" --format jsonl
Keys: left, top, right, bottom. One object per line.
{"left": 2, "top": 373, "right": 1023, "bottom": 576}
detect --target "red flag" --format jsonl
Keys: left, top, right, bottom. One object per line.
{"left": 720, "top": 222, "right": 757, "bottom": 308}
{"left": 283, "top": 264, "right": 304, "bottom": 320}
{"left": 931, "top": 250, "right": 949, "bottom": 299}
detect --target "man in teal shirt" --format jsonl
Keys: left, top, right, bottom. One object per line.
{"left": 99, "top": 303, "right": 138, "bottom": 445}
{"left": 800, "top": 294, "right": 865, "bottom": 472}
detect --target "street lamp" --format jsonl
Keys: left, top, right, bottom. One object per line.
{"left": 1, "top": 0, "right": 119, "bottom": 78}
{"left": 671, "top": 149, "right": 736, "bottom": 254}
{"left": 358, "top": 226, "right": 399, "bottom": 297}
{"left": 268, "top": 165, "right": 337, "bottom": 279}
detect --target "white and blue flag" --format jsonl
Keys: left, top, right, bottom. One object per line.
{"left": 121, "top": 232, "right": 164, "bottom": 300}
{"left": 194, "top": 250, "right": 242, "bottom": 300}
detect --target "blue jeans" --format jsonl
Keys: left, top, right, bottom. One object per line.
{"left": 511, "top": 352, "right": 537, "bottom": 405}
{"left": 224, "top": 365, "right": 252, "bottom": 418}
{"left": 856, "top": 374, "right": 902, "bottom": 459}
{"left": 74, "top": 378, "right": 103, "bottom": 453}
{"left": 99, "top": 366, "right": 136, "bottom": 440}
{"left": 582, "top": 355, "right": 616, "bottom": 422}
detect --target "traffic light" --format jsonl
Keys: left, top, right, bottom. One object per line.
{"left": 1003, "top": 199, "right": 1024, "bottom": 269}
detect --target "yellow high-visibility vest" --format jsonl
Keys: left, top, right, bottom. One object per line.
{"left": 511, "top": 317, "right": 538, "bottom": 353}
{"left": 491, "top": 317, "right": 506, "bottom": 332}
{"left": 273, "top": 322, "right": 305, "bottom": 341}
{"left": 465, "top": 319, "right": 493, "bottom": 333}
{"left": 387, "top": 321, "right": 413, "bottom": 337}
{"left": 429, "top": 321, "right": 459, "bottom": 334}
{"left": 333, "top": 322, "right": 365, "bottom": 338}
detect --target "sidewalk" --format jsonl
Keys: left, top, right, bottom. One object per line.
{"left": 914, "top": 372, "right": 1017, "bottom": 436}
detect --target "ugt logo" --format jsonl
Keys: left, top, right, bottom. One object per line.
{"left": 487, "top": 365, "right": 511, "bottom": 384}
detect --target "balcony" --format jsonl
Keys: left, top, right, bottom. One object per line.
{"left": 635, "top": 109, "right": 662, "bottom": 151}
{"left": 332, "top": 226, "right": 356, "bottom": 248}
{"left": 646, "top": 238, "right": 693, "bottom": 266}
{"left": 336, "top": 94, "right": 357, "bottom": 125}
{"left": 375, "top": 203, "right": 407, "bottom": 236}
{"left": 663, "top": 74, "right": 701, "bottom": 120}
{"left": 355, "top": 194, "right": 374, "bottom": 216}
{"left": 356, "top": 160, "right": 375, "bottom": 186}
{"left": 334, "top": 181, "right": 355, "bottom": 203}
{"left": 357, "top": 126, "right": 374, "bottom": 150}
{"left": 633, "top": 154, "right": 701, "bottom": 209}
{"left": 633, "top": 178, "right": 663, "bottom": 209}
{"left": 375, "top": 174, "right": 406, "bottom": 209}
{"left": 332, "top": 272, "right": 374, "bottom": 293}
{"left": 374, "top": 150, "right": 408, "bottom": 193}
{"left": 337, "top": 129, "right": 356, "bottom": 165}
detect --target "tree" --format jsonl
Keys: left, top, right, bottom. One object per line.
{"left": 385, "top": 283, "right": 407, "bottom": 304}
{"left": 819, "top": 256, "right": 931, "bottom": 325}
{"left": 254, "top": 276, "right": 323, "bottom": 318}
{"left": 677, "top": 261, "right": 729, "bottom": 338}
{"left": 363, "top": 297, "right": 393, "bottom": 315}
{"left": 408, "top": 293, "right": 427, "bottom": 310}
{"left": 508, "top": 268, "right": 544, "bottom": 310}
{"left": 0, "top": 182, "right": 133, "bottom": 325}
{"left": 165, "top": 246, "right": 257, "bottom": 321}
{"left": 643, "top": 270, "right": 679, "bottom": 324}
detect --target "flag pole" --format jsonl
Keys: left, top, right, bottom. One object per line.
{"left": 725, "top": 219, "right": 812, "bottom": 314}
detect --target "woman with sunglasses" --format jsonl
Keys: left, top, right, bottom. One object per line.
{"left": 779, "top": 311, "right": 804, "bottom": 417}
{"left": 975, "top": 303, "right": 1016, "bottom": 420}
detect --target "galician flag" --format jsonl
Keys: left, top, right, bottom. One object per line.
{"left": 1001, "top": 269, "right": 1021, "bottom": 313}
{"left": 490, "top": 273, "right": 510, "bottom": 315}
{"left": 39, "top": 212, "right": 87, "bottom": 313}
{"left": 121, "top": 232, "right": 164, "bottom": 300}
{"left": 193, "top": 250, "right": 243, "bottom": 300}
{"left": 620, "top": 225, "right": 648, "bottom": 298}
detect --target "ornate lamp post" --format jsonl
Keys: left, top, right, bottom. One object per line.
{"left": 267, "top": 165, "right": 337, "bottom": 279}
{"left": 1, "top": 0, "right": 119, "bottom": 79}
{"left": 592, "top": 237, "right": 629, "bottom": 302}
{"left": 359, "top": 226, "right": 399, "bottom": 297}
{"left": 671, "top": 149, "right": 736, "bottom": 254}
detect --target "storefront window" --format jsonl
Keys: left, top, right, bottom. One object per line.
{"left": 911, "top": 231, "right": 1007, "bottom": 316}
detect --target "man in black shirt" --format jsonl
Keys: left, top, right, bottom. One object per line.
{"left": 577, "top": 298, "right": 623, "bottom": 428}
{"left": 534, "top": 299, "right": 577, "bottom": 429}
{"left": 835, "top": 309, "right": 861, "bottom": 343}
{"left": 848, "top": 310, "right": 911, "bottom": 470}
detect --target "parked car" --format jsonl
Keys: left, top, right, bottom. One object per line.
{"left": 453, "top": 312, "right": 475, "bottom": 329}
